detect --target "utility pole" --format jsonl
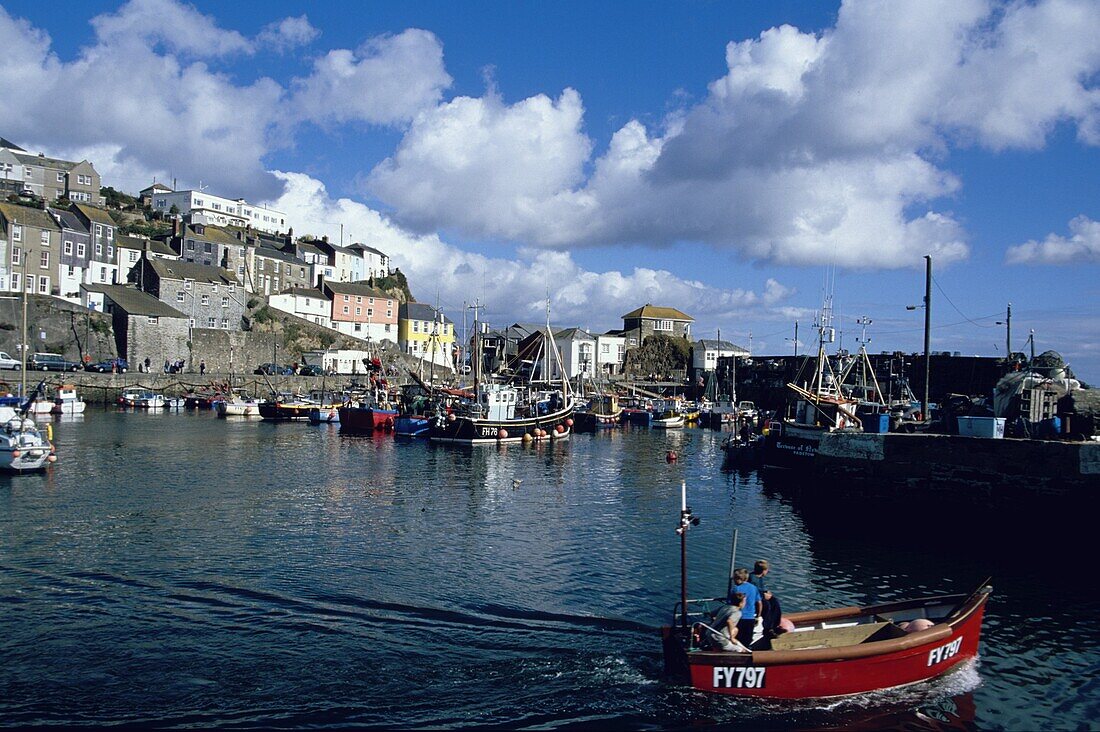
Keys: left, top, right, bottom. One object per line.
{"left": 922, "top": 255, "right": 932, "bottom": 422}
{"left": 1006, "top": 302, "right": 1011, "bottom": 356}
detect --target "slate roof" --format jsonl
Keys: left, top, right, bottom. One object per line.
{"left": 554, "top": 327, "right": 595, "bottom": 342}
{"left": 278, "top": 287, "right": 329, "bottom": 299}
{"left": 72, "top": 203, "right": 116, "bottom": 228}
{"left": 255, "top": 244, "right": 306, "bottom": 265}
{"left": 323, "top": 280, "right": 390, "bottom": 298}
{"left": 140, "top": 183, "right": 172, "bottom": 195}
{"left": 86, "top": 284, "right": 187, "bottom": 318}
{"left": 696, "top": 339, "right": 749, "bottom": 353}
{"left": 12, "top": 151, "right": 78, "bottom": 170}
{"left": 147, "top": 257, "right": 239, "bottom": 286}
{"left": 0, "top": 137, "right": 25, "bottom": 151}
{"left": 0, "top": 202, "right": 61, "bottom": 230}
{"left": 50, "top": 208, "right": 89, "bottom": 234}
{"left": 621, "top": 304, "right": 694, "bottom": 321}
{"left": 399, "top": 302, "right": 454, "bottom": 325}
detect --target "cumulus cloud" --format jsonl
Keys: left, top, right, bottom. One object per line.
{"left": 1005, "top": 215, "right": 1100, "bottom": 264}
{"left": 266, "top": 172, "right": 795, "bottom": 333}
{"left": 290, "top": 29, "right": 451, "bottom": 127}
{"left": 256, "top": 15, "right": 320, "bottom": 52}
{"left": 368, "top": 0, "right": 1100, "bottom": 269}
{"left": 0, "top": 3, "right": 448, "bottom": 200}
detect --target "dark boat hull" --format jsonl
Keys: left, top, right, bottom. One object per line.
{"left": 394, "top": 415, "right": 429, "bottom": 437}
{"left": 259, "top": 403, "right": 315, "bottom": 422}
{"left": 429, "top": 405, "right": 574, "bottom": 444}
{"left": 339, "top": 406, "right": 397, "bottom": 431}
{"left": 761, "top": 423, "right": 825, "bottom": 469}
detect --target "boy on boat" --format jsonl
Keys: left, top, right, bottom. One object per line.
{"left": 695, "top": 593, "right": 749, "bottom": 652}
{"left": 750, "top": 560, "right": 784, "bottom": 639}
{"left": 728, "top": 568, "right": 762, "bottom": 646}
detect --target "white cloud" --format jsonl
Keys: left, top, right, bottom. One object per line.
{"left": 266, "top": 171, "right": 795, "bottom": 334}
{"left": 257, "top": 15, "right": 320, "bottom": 52}
{"left": 368, "top": 0, "right": 1100, "bottom": 269}
{"left": 1005, "top": 215, "right": 1100, "bottom": 264}
{"left": 368, "top": 88, "right": 590, "bottom": 238}
{"left": 0, "top": 3, "right": 450, "bottom": 200}
{"left": 290, "top": 29, "right": 451, "bottom": 127}
{"left": 90, "top": 0, "right": 251, "bottom": 58}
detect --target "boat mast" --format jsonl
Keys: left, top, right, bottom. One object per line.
{"left": 676, "top": 481, "right": 699, "bottom": 630}
{"left": 19, "top": 216, "right": 27, "bottom": 400}
{"left": 469, "top": 299, "right": 481, "bottom": 394}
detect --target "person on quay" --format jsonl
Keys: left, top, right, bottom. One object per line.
{"left": 199, "top": 359, "right": 206, "bottom": 375}
{"left": 750, "top": 559, "right": 783, "bottom": 638}
{"left": 728, "top": 568, "right": 763, "bottom": 646}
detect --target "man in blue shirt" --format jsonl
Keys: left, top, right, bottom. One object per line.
{"left": 728, "top": 568, "right": 762, "bottom": 646}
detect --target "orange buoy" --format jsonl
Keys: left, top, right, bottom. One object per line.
{"left": 555, "top": 424, "right": 565, "bottom": 434}
{"left": 565, "top": 418, "right": 574, "bottom": 427}
{"left": 497, "top": 428, "right": 508, "bottom": 440}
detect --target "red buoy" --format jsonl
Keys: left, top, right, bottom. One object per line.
{"left": 497, "top": 428, "right": 508, "bottom": 440}
{"left": 666, "top": 451, "right": 678, "bottom": 463}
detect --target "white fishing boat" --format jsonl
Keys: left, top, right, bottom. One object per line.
{"left": 652, "top": 413, "right": 685, "bottom": 429}
{"left": 118, "top": 387, "right": 143, "bottom": 407}
{"left": 0, "top": 405, "right": 54, "bottom": 472}
{"left": 51, "top": 385, "right": 86, "bottom": 415}
{"left": 134, "top": 392, "right": 166, "bottom": 409}
{"left": 216, "top": 394, "right": 262, "bottom": 417}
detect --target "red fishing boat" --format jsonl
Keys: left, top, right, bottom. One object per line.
{"left": 661, "top": 483, "right": 991, "bottom": 699}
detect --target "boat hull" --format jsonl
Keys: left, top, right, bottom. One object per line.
{"left": 216, "top": 401, "right": 260, "bottom": 417}
{"left": 761, "top": 423, "right": 825, "bottom": 469}
{"left": 665, "top": 591, "right": 988, "bottom": 699}
{"left": 259, "top": 403, "right": 316, "bottom": 421}
{"left": 429, "top": 405, "right": 573, "bottom": 444}
{"left": 308, "top": 407, "right": 342, "bottom": 424}
{"left": 394, "top": 415, "right": 429, "bottom": 437}
{"left": 338, "top": 406, "right": 397, "bottom": 431}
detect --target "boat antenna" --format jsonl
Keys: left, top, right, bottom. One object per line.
{"left": 676, "top": 480, "right": 700, "bottom": 630}
{"left": 726, "top": 528, "right": 739, "bottom": 599}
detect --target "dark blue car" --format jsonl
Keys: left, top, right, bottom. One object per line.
{"left": 85, "top": 358, "right": 129, "bottom": 373}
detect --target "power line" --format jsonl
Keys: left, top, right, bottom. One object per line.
{"left": 932, "top": 275, "right": 998, "bottom": 328}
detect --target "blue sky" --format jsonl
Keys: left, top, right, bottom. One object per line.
{"left": 2, "top": 0, "right": 1097, "bottom": 380}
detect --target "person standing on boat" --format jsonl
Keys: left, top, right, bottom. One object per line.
{"left": 750, "top": 560, "right": 783, "bottom": 638}
{"left": 728, "top": 568, "right": 762, "bottom": 646}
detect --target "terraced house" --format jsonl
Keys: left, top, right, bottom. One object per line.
{"left": 131, "top": 257, "right": 245, "bottom": 331}
{"left": 0, "top": 201, "right": 60, "bottom": 296}
{"left": 398, "top": 302, "right": 454, "bottom": 370}
{"left": 52, "top": 207, "right": 91, "bottom": 301}
{"left": 322, "top": 280, "right": 397, "bottom": 344}
{"left": 0, "top": 138, "right": 102, "bottom": 204}
{"left": 70, "top": 203, "right": 119, "bottom": 285}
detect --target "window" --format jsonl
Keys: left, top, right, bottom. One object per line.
{"left": 38, "top": 275, "right": 50, "bottom": 293}
{"left": 129, "top": 251, "right": 138, "bottom": 263}
{"left": 211, "top": 284, "right": 217, "bottom": 293}
{"left": 11, "top": 225, "right": 20, "bottom": 242}
{"left": 204, "top": 242, "right": 212, "bottom": 253}
{"left": 78, "top": 174, "right": 92, "bottom": 186}
{"left": 385, "top": 323, "right": 391, "bottom": 333}
{"left": 368, "top": 297, "right": 374, "bottom": 305}
{"left": 10, "top": 274, "right": 18, "bottom": 291}
{"left": 107, "top": 246, "right": 113, "bottom": 259}
{"left": 177, "top": 291, "right": 185, "bottom": 302}
{"left": 207, "top": 317, "right": 216, "bottom": 328}
{"left": 11, "top": 247, "right": 20, "bottom": 266}
{"left": 184, "top": 280, "right": 192, "bottom": 290}
{"left": 601, "top": 343, "right": 609, "bottom": 354}
{"left": 187, "top": 240, "right": 195, "bottom": 250}
{"left": 95, "top": 224, "right": 103, "bottom": 237}
{"left": 148, "top": 316, "right": 159, "bottom": 324}
{"left": 386, "top": 310, "right": 392, "bottom": 318}
{"left": 25, "top": 275, "right": 35, "bottom": 292}
{"left": 356, "top": 296, "right": 362, "bottom": 303}
{"left": 355, "top": 307, "right": 361, "bottom": 315}
{"left": 106, "top": 229, "right": 113, "bottom": 240}
{"left": 99, "top": 268, "right": 106, "bottom": 282}
{"left": 654, "top": 319, "right": 673, "bottom": 331}
{"left": 95, "top": 243, "right": 103, "bottom": 256}
{"left": 342, "top": 306, "right": 349, "bottom": 314}
{"left": 156, "top": 198, "right": 166, "bottom": 207}
{"left": 258, "top": 259, "right": 264, "bottom": 270}
{"left": 77, "top": 243, "right": 85, "bottom": 257}
{"left": 64, "top": 240, "right": 73, "bottom": 255}
{"left": 343, "top": 295, "right": 349, "bottom": 302}
{"left": 40, "top": 252, "right": 49, "bottom": 269}
{"left": 41, "top": 231, "right": 49, "bottom": 245}
{"left": 221, "top": 297, "right": 229, "bottom": 308}
{"left": 201, "top": 294, "right": 209, "bottom": 306}
{"left": 212, "top": 203, "right": 221, "bottom": 211}
{"left": 413, "top": 321, "right": 419, "bottom": 333}
{"left": 194, "top": 198, "right": 203, "bottom": 206}
{"left": 67, "top": 266, "right": 75, "bottom": 277}
{"left": 221, "top": 319, "right": 228, "bottom": 329}
{"left": 629, "top": 338, "right": 638, "bottom": 346}
{"left": 57, "top": 172, "right": 65, "bottom": 182}
{"left": 238, "top": 247, "right": 245, "bottom": 257}
{"left": 189, "top": 318, "right": 195, "bottom": 327}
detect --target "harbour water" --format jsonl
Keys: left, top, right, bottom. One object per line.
{"left": 1, "top": 411, "right": 1096, "bottom": 729}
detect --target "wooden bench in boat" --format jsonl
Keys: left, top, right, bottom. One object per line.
{"left": 770, "top": 621, "right": 907, "bottom": 651}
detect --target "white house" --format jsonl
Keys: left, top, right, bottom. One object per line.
{"left": 316, "top": 349, "right": 375, "bottom": 375}
{"left": 269, "top": 287, "right": 333, "bottom": 329}
{"left": 692, "top": 339, "right": 750, "bottom": 373}
{"left": 596, "top": 332, "right": 626, "bottom": 376}
{"left": 553, "top": 328, "right": 597, "bottom": 378}
{"left": 149, "top": 187, "right": 289, "bottom": 235}
{"left": 349, "top": 243, "right": 390, "bottom": 278}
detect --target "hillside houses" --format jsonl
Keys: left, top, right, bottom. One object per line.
{"left": 0, "top": 138, "right": 103, "bottom": 204}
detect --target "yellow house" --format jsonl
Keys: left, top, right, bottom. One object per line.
{"left": 399, "top": 302, "right": 455, "bottom": 370}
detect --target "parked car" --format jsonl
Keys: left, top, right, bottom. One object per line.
{"left": 30, "top": 352, "right": 82, "bottom": 371}
{"left": 85, "top": 358, "right": 129, "bottom": 373}
{"left": 298, "top": 365, "right": 324, "bottom": 376}
{"left": 254, "top": 363, "right": 294, "bottom": 376}
{"left": 0, "top": 351, "right": 20, "bottom": 370}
